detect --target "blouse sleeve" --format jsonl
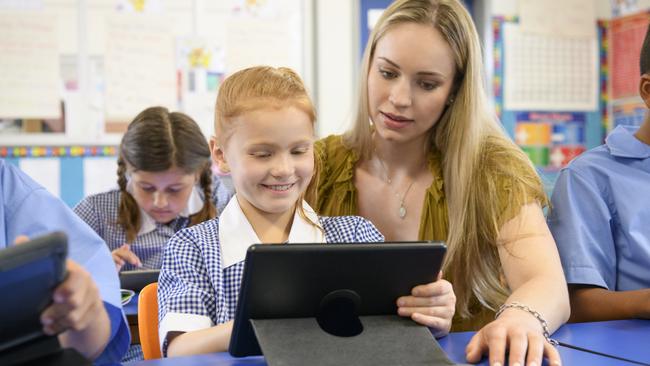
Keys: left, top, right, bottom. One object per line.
{"left": 482, "top": 138, "right": 548, "bottom": 230}
{"left": 73, "top": 196, "right": 103, "bottom": 238}
{"left": 157, "top": 227, "right": 219, "bottom": 355}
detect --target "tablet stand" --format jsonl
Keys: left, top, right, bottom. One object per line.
{"left": 0, "top": 335, "right": 91, "bottom": 366}
{"left": 249, "top": 289, "right": 465, "bottom": 366}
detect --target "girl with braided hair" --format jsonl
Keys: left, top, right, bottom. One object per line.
{"left": 74, "top": 106, "right": 232, "bottom": 272}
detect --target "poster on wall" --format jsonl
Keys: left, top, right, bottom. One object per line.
{"left": 610, "top": 11, "right": 650, "bottom": 99}
{"left": 0, "top": 13, "right": 61, "bottom": 123}
{"left": 515, "top": 112, "right": 587, "bottom": 169}
{"left": 177, "top": 37, "right": 225, "bottom": 138}
{"left": 503, "top": 23, "right": 599, "bottom": 111}
{"left": 104, "top": 15, "right": 177, "bottom": 133}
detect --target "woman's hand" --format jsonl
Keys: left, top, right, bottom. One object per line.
{"left": 111, "top": 243, "right": 142, "bottom": 271}
{"left": 396, "top": 272, "right": 456, "bottom": 337}
{"left": 465, "top": 308, "right": 561, "bottom": 366}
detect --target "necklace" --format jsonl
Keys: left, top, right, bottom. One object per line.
{"left": 375, "top": 151, "right": 418, "bottom": 219}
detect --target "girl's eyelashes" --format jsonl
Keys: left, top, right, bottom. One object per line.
{"left": 249, "top": 151, "right": 271, "bottom": 158}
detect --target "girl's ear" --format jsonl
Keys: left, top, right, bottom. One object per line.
{"left": 209, "top": 136, "right": 230, "bottom": 173}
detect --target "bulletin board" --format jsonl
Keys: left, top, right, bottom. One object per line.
{"left": 0, "top": 0, "right": 312, "bottom": 147}
{"left": 492, "top": 15, "right": 607, "bottom": 180}
{"left": 0, "top": 0, "right": 312, "bottom": 207}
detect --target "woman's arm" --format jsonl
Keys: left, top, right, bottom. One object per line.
{"left": 466, "top": 202, "right": 570, "bottom": 366}
{"left": 166, "top": 321, "right": 234, "bottom": 357}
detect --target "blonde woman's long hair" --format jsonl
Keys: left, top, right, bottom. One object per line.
{"left": 214, "top": 66, "right": 321, "bottom": 229}
{"left": 344, "top": 0, "right": 546, "bottom": 318}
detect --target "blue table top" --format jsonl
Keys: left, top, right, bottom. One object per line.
{"left": 126, "top": 319, "right": 650, "bottom": 366}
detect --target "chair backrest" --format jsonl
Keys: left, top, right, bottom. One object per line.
{"left": 138, "top": 282, "right": 161, "bottom": 359}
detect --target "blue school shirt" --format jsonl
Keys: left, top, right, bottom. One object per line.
{"left": 0, "top": 159, "right": 130, "bottom": 363}
{"left": 157, "top": 196, "right": 384, "bottom": 355}
{"left": 73, "top": 178, "right": 233, "bottom": 271}
{"left": 548, "top": 125, "right": 650, "bottom": 291}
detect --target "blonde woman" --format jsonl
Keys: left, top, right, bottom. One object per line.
{"left": 309, "top": 0, "right": 569, "bottom": 365}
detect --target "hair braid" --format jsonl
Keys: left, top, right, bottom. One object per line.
{"left": 189, "top": 162, "right": 216, "bottom": 226}
{"left": 116, "top": 156, "right": 141, "bottom": 243}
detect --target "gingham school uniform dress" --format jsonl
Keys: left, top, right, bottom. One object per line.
{"left": 73, "top": 176, "right": 233, "bottom": 271}
{"left": 157, "top": 196, "right": 384, "bottom": 355}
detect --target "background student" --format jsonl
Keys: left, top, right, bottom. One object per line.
{"left": 308, "top": 1, "right": 569, "bottom": 365}
{"left": 0, "top": 159, "right": 129, "bottom": 363}
{"left": 548, "top": 25, "right": 650, "bottom": 322}
{"left": 74, "top": 106, "right": 232, "bottom": 272}
{"left": 157, "top": 66, "right": 456, "bottom": 357}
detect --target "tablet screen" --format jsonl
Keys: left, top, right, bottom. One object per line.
{"left": 228, "top": 241, "right": 446, "bottom": 357}
{"left": 0, "top": 232, "right": 67, "bottom": 352}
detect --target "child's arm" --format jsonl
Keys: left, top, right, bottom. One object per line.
{"left": 158, "top": 223, "right": 228, "bottom": 357}
{"left": 568, "top": 285, "right": 650, "bottom": 322}
{"left": 166, "top": 321, "right": 234, "bottom": 357}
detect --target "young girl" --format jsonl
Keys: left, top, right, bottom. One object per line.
{"left": 310, "top": 1, "right": 569, "bottom": 366}
{"left": 74, "top": 106, "right": 232, "bottom": 272}
{"left": 157, "top": 66, "right": 456, "bottom": 357}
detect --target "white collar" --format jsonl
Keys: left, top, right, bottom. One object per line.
{"left": 135, "top": 186, "right": 205, "bottom": 236}
{"left": 219, "top": 195, "right": 325, "bottom": 268}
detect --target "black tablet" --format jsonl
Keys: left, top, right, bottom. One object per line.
{"left": 228, "top": 241, "right": 447, "bottom": 357}
{"left": 0, "top": 232, "right": 68, "bottom": 353}
{"left": 119, "top": 269, "right": 160, "bottom": 292}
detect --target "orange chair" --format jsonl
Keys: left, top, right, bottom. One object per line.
{"left": 138, "top": 282, "right": 162, "bottom": 359}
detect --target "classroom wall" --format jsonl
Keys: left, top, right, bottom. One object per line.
{"left": 3, "top": 0, "right": 649, "bottom": 206}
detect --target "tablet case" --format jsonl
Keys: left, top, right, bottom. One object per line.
{"left": 119, "top": 269, "right": 160, "bottom": 291}
{"left": 0, "top": 232, "right": 91, "bottom": 366}
{"left": 229, "top": 242, "right": 462, "bottom": 365}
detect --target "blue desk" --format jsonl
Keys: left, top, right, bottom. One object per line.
{"left": 127, "top": 319, "right": 650, "bottom": 366}
{"left": 124, "top": 294, "right": 139, "bottom": 317}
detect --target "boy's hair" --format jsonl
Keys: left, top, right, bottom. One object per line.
{"left": 214, "top": 66, "right": 320, "bottom": 230}
{"left": 117, "top": 106, "right": 215, "bottom": 243}
{"left": 640, "top": 25, "right": 650, "bottom": 75}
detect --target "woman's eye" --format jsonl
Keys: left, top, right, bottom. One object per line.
{"left": 419, "top": 81, "right": 438, "bottom": 91}
{"left": 379, "top": 69, "right": 397, "bottom": 79}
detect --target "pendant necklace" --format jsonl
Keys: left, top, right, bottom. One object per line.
{"left": 375, "top": 151, "right": 418, "bottom": 219}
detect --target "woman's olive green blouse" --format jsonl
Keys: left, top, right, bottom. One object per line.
{"left": 312, "top": 134, "right": 547, "bottom": 331}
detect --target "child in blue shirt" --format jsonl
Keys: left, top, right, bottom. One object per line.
{"left": 158, "top": 66, "right": 456, "bottom": 357}
{"left": 0, "top": 159, "right": 129, "bottom": 363}
{"left": 548, "top": 25, "right": 650, "bottom": 321}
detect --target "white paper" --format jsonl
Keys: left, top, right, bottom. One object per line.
{"left": 104, "top": 15, "right": 176, "bottom": 122}
{"left": 0, "top": 12, "right": 60, "bottom": 118}
{"left": 503, "top": 23, "right": 598, "bottom": 111}
{"left": 19, "top": 158, "right": 61, "bottom": 197}
{"left": 519, "top": 0, "right": 596, "bottom": 38}
{"left": 83, "top": 157, "right": 118, "bottom": 196}
{"left": 491, "top": 0, "right": 518, "bottom": 16}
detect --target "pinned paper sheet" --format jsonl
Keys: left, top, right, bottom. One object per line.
{"left": 104, "top": 15, "right": 176, "bottom": 124}
{"left": 503, "top": 23, "right": 598, "bottom": 111}
{"left": 0, "top": 12, "right": 60, "bottom": 119}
